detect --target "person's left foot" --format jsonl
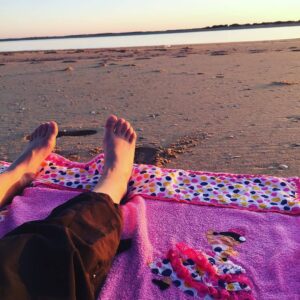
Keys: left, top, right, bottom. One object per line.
{"left": 93, "top": 115, "right": 137, "bottom": 203}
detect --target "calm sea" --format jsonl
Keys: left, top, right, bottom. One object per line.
{"left": 1, "top": 26, "right": 300, "bottom": 52}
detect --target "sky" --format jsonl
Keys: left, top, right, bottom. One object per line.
{"left": 0, "top": 0, "right": 300, "bottom": 39}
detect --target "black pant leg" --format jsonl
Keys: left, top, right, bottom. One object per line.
{"left": 0, "top": 192, "right": 122, "bottom": 300}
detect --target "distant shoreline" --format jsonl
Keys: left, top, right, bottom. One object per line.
{"left": 1, "top": 21, "right": 300, "bottom": 42}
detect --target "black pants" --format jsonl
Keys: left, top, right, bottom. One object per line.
{"left": 0, "top": 192, "right": 122, "bottom": 300}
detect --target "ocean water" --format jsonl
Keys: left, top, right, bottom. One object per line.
{"left": 0, "top": 26, "right": 300, "bottom": 52}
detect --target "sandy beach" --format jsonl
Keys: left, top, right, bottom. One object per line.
{"left": 0, "top": 38, "right": 300, "bottom": 176}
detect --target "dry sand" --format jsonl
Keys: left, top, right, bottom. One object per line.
{"left": 0, "top": 39, "right": 300, "bottom": 176}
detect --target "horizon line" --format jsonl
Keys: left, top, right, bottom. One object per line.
{"left": 1, "top": 20, "right": 300, "bottom": 42}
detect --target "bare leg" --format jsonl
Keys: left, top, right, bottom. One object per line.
{"left": 93, "top": 115, "right": 137, "bottom": 204}
{"left": 0, "top": 122, "right": 58, "bottom": 207}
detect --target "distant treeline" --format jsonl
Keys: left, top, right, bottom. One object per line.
{"left": 1, "top": 20, "right": 300, "bottom": 42}
{"left": 203, "top": 20, "right": 300, "bottom": 29}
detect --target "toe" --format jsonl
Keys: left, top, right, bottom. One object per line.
{"left": 125, "top": 127, "right": 133, "bottom": 140}
{"left": 29, "top": 129, "right": 37, "bottom": 140}
{"left": 40, "top": 123, "right": 48, "bottom": 137}
{"left": 129, "top": 131, "right": 137, "bottom": 143}
{"left": 120, "top": 121, "right": 130, "bottom": 135}
{"left": 47, "top": 121, "right": 58, "bottom": 137}
{"left": 32, "top": 124, "right": 44, "bottom": 139}
{"left": 105, "top": 115, "right": 118, "bottom": 130}
{"left": 114, "top": 118, "right": 125, "bottom": 135}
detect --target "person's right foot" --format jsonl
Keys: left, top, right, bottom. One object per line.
{"left": 93, "top": 115, "right": 137, "bottom": 204}
{"left": 9, "top": 121, "right": 58, "bottom": 177}
{"left": 0, "top": 121, "right": 58, "bottom": 207}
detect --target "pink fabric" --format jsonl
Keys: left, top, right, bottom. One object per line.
{"left": 100, "top": 195, "right": 300, "bottom": 300}
{"left": 0, "top": 180, "right": 298, "bottom": 299}
{"left": 0, "top": 187, "right": 80, "bottom": 238}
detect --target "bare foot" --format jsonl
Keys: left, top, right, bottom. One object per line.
{"left": 0, "top": 122, "right": 58, "bottom": 207}
{"left": 9, "top": 121, "right": 58, "bottom": 176}
{"left": 93, "top": 115, "right": 137, "bottom": 204}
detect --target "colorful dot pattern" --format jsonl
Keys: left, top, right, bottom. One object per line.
{"left": 0, "top": 153, "right": 299, "bottom": 215}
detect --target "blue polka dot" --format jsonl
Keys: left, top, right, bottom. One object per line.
{"left": 162, "top": 269, "right": 172, "bottom": 276}
{"left": 173, "top": 280, "right": 181, "bottom": 287}
{"left": 184, "top": 290, "right": 194, "bottom": 296}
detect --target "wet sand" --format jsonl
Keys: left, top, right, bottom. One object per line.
{"left": 0, "top": 39, "right": 300, "bottom": 176}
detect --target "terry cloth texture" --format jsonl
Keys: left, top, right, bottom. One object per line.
{"left": 100, "top": 195, "right": 300, "bottom": 300}
{"left": 0, "top": 192, "right": 122, "bottom": 300}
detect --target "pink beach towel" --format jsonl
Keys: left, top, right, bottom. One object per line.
{"left": 101, "top": 195, "right": 300, "bottom": 300}
{"left": 0, "top": 153, "right": 299, "bottom": 299}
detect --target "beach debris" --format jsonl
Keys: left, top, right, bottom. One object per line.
{"left": 197, "top": 72, "right": 204, "bottom": 75}
{"left": 290, "top": 143, "right": 300, "bottom": 148}
{"left": 122, "top": 64, "right": 136, "bottom": 67}
{"left": 215, "top": 74, "right": 224, "bottom": 78}
{"left": 30, "top": 60, "right": 42, "bottom": 64}
{"left": 286, "top": 115, "right": 300, "bottom": 122}
{"left": 278, "top": 164, "right": 289, "bottom": 170}
{"left": 136, "top": 128, "right": 144, "bottom": 132}
{"left": 0, "top": 63, "right": 6, "bottom": 66}
{"left": 90, "top": 111, "right": 96, "bottom": 115}
{"left": 148, "top": 113, "right": 160, "bottom": 119}
{"left": 63, "top": 66, "right": 74, "bottom": 72}
{"left": 135, "top": 57, "right": 151, "bottom": 60}
{"left": 174, "top": 55, "right": 187, "bottom": 58}
{"left": 99, "top": 63, "right": 108, "bottom": 67}
{"left": 56, "top": 129, "right": 98, "bottom": 138}
{"left": 62, "top": 60, "right": 77, "bottom": 63}
{"left": 249, "top": 49, "right": 266, "bottom": 54}
{"left": 271, "top": 81, "right": 297, "bottom": 86}
{"left": 210, "top": 50, "right": 228, "bottom": 56}
{"left": 152, "top": 69, "right": 166, "bottom": 73}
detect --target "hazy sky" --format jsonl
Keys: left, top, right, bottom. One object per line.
{"left": 1, "top": 0, "right": 300, "bottom": 38}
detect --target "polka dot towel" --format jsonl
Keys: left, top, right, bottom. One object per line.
{"left": 1, "top": 153, "right": 299, "bottom": 215}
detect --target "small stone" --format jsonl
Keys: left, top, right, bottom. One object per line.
{"left": 227, "top": 135, "right": 234, "bottom": 139}
{"left": 90, "top": 111, "right": 96, "bottom": 115}
{"left": 64, "top": 66, "right": 74, "bottom": 71}
{"left": 278, "top": 164, "right": 289, "bottom": 170}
